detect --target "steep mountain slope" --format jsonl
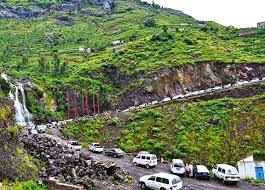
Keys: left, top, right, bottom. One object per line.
{"left": 0, "top": 0, "right": 265, "bottom": 118}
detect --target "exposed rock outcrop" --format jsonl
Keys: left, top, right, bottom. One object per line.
{"left": 116, "top": 63, "right": 265, "bottom": 109}
{"left": 22, "top": 135, "right": 129, "bottom": 189}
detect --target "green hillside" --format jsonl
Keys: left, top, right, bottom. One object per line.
{"left": 63, "top": 94, "right": 265, "bottom": 166}
{"left": 1, "top": 0, "right": 265, "bottom": 117}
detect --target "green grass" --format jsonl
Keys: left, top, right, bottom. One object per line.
{"left": 63, "top": 94, "right": 265, "bottom": 167}
{"left": 1, "top": 180, "right": 47, "bottom": 190}
{"left": 1, "top": 0, "right": 265, "bottom": 116}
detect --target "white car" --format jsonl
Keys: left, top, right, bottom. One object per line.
{"left": 212, "top": 164, "right": 240, "bottom": 184}
{"left": 162, "top": 97, "right": 171, "bottom": 102}
{"left": 133, "top": 153, "right": 157, "bottom": 168}
{"left": 138, "top": 151, "right": 150, "bottom": 155}
{"left": 212, "top": 86, "right": 222, "bottom": 91}
{"left": 173, "top": 94, "right": 184, "bottom": 100}
{"left": 249, "top": 78, "right": 260, "bottom": 83}
{"left": 170, "top": 159, "right": 185, "bottom": 176}
{"left": 139, "top": 173, "right": 183, "bottom": 190}
{"left": 223, "top": 84, "right": 232, "bottom": 89}
{"left": 194, "top": 165, "right": 210, "bottom": 180}
{"left": 67, "top": 141, "right": 82, "bottom": 151}
{"left": 30, "top": 129, "right": 38, "bottom": 135}
{"left": 89, "top": 143, "right": 104, "bottom": 153}
{"left": 36, "top": 125, "right": 47, "bottom": 133}
{"left": 152, "top": 100, "right": 159, "bottom": 105}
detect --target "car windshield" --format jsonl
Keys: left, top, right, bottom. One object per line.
{"left": 174, "top": 163, "right": 183, "bottom": 167}
{"left": 227, "top": 169, "right": 238, "bottom": 175}
{"left": 71, "top": 142, "right": 79, "bottom": 146}
{"left": 94, "top": 144, "right": 101, "bottom": 147}
{"left": 151, "top": 156, "right": 157, "bottom": 160}
{"left": 172, "top": 177, "right": 181, "bottom": 185}
{"left": 114, "top": 149, "right": 123, "bottom": 153}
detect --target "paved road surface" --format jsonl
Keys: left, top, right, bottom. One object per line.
{"left": 41, "top": 134, "right": 264, "bottom": 190}
{"left": 87, "top": 150, "right": 265, "bottom": 190}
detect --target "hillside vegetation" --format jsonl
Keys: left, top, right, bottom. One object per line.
{"left": 63, "top": 93, "right": 265, "bottom": 166}
{"left": 1, "top": 0, "right": 265, "bottom": 117}
{"left": 0, "top": 95, "right": 44, "bottom": 188}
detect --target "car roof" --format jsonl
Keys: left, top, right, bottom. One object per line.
{"left": 172, "top": 159, "right": 184, "bottom": 163}
{"left": 196, "top": 165, "right": 209, "bottom": 171}
{"left": 138, "top": 153, "right": 156, "bottom": 157}
{"left": 217, "top": 164, "right": 237, "bottom": 170}
{"left": 153, "top": 173, "right": 181, "bottom": 180}
{"left": 113, "top": 148, "right": 121, "bottom": 150}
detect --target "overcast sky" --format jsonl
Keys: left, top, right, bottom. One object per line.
{"left": 142, "top": 0, "right": 265, "bottom": 28}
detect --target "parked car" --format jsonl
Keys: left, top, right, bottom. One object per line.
{"left": 67, "top": 140, "right": 82, "bottom": 151}
{"left": 36, "top": 125, "right": 47, "bottom": 133}
{"left": 139, "top": 173, "right": 183, "bottom": 190}
{"left": 193, "top": 165, "right": 210, "bottom": 180}
{"left": 138, "top": 151, "right": 150, "bottom": 155}
{"left": 212, "top": 164, "right": 240, "bottom": 184}
{"left": 105, "top": 148, "right": 124, "bottom": 158}
{"left": 30, "top": 128, "right": 38, "bottom": 135}
{"left": 89, "top": 143, "right": 104, "bottom": 153}
{"left": 170, "top": 159, "right": 185, "bottom": 176}
{"left": 133, "top": 153, "right": 157, "bottom": 168}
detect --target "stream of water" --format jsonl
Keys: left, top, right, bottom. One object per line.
{"left": 1, "top": 73, "right": 33, "bottom": 126}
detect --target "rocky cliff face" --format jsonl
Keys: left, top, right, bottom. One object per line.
{"left": 116, "top": 63, "right": 265, "bottom": 109}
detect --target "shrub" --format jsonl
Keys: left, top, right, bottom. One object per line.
{"left": 0, "top": 78, "right": 10, "bottom": 95}
{"left": 144, "top": 18, "right": 156, "bottom": 27}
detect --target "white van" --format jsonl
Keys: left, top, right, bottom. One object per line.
{"left": 133, "top": 153, "right": 157, "bottom": 168}
{"left": 170, "top": 159, "right": 185, "bottom": 176}
{"left": 139, "top": 173, "right": 182, "bottom": 190}
{"left": 212, "top": 164, "right": 240, "bottom": 184}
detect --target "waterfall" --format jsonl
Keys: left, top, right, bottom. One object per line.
{"left": 1, "top": 73, "right": 33, "bottom": 126}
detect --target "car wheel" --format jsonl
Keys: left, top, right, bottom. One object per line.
{"left": 146, "top": 164, "right": 150, "bottom": 169}
{"left": 222, "top": 179, "right": 225, "bottom": 184}
{"left": 160, "top": 188, "right": 166, "bottom": 190}
{"left": 140, "top": 182, "right": 146, "bottom": 189}
{"left": 133, "top": 162, "right": 138, "bottom": 166}
{"left": 114, "top": 154, "right": 117, "bottom": 158}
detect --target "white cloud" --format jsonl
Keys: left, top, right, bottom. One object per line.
{"left": 142, "top": 0, "right": 265, "bottom": 28}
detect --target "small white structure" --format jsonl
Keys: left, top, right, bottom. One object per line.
{"left": 86, "top": 48, "right": 92, "bottom": 54}
{"left": 257, "top": 22, "right": 265, "bottom": 29}
{"left": 78, "top": 47, "right": 85, "bottom": 53}
{"left": 111, "top": 40, "right": 123, "bottom": 46}
{"left": 179, "top": 23, "right": 189, "bottom": 26}
{"left": 178, "top": 28, "right": 185, "bottom": 32}
{"left": 238, "top": 155, "right": 265, "bottom": 181}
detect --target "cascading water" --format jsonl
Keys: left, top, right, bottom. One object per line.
{"left": 1, "top": 73, "right": 33, "bottom": 126}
